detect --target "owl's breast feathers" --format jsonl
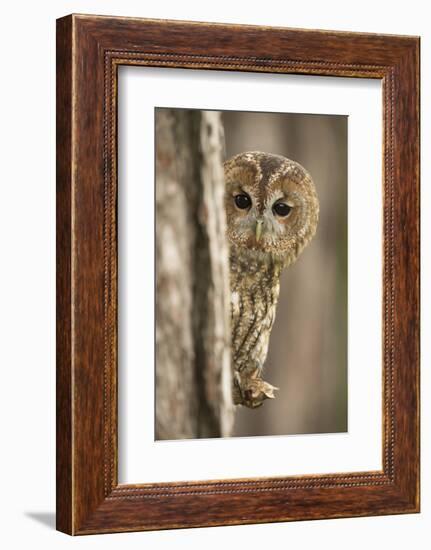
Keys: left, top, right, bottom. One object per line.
{"left": 229, "top": 252, "right": 281, "bottom": 377}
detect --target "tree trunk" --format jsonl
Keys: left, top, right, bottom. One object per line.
{"left": 155, "top": 108, "right": 233, "bottom": 440}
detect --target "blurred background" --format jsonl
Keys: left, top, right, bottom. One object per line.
{"left": 222, "top": 110, "right": 348, "bottom": 437}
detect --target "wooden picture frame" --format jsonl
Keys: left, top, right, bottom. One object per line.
{"left": 56, "top": 14, "right": 420, "bottom": 535}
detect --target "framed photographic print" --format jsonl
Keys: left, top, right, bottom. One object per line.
{"left": 56, "top": 14, "right": 420, "bottom": 535}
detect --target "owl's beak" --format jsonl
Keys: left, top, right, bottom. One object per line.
{"left": 255, "top": 219, "right": 264, "bottom": 242}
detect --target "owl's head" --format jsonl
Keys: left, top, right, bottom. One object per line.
{"left": 224, "top": 151, "right": 319, "bottom": 266}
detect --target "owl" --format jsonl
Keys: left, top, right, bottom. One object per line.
{"left": 224, "top": 151, "right": 319, "bottom": 408}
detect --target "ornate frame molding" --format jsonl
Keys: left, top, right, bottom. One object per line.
{"left": 57, "top": 14, "right": 419, "bottom": 534}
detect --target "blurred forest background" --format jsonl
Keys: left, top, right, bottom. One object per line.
{"left": 155, "top": 108, "right": 347, "bottom": 440}
{"left": 223, "top": 111, "right": 348, "bottom": 436}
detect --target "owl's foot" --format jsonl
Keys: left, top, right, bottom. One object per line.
{"left": 233, "top": 370, "right": 278, "bottom": 409}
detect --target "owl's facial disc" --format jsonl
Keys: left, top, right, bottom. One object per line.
{"left": 226, "top": 187, "right": 298, "bottom": 253}
{"left": 224, "top": 152, "right": 319, "bottom": 263}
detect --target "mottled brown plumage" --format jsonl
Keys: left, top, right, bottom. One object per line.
{"left": 224, "top": 151, "right": 319, "bottom": 408}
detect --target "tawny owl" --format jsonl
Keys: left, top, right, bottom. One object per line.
{"left": 224, "top": 151, "right": 319, "bottom": 409}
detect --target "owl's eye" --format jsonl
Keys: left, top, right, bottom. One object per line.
{"left": 273, "top": 202, "right": 292, "bottom": 217}
{"left": 234, "top": 193, "right": 252, "bottom": 210}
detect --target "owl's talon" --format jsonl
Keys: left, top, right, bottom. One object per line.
{"left": 233, "top": 371, "right": 278, "bottom": 408}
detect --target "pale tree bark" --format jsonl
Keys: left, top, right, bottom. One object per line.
{"left": 155, "top": 108, "right": 233, "bottom": 440}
